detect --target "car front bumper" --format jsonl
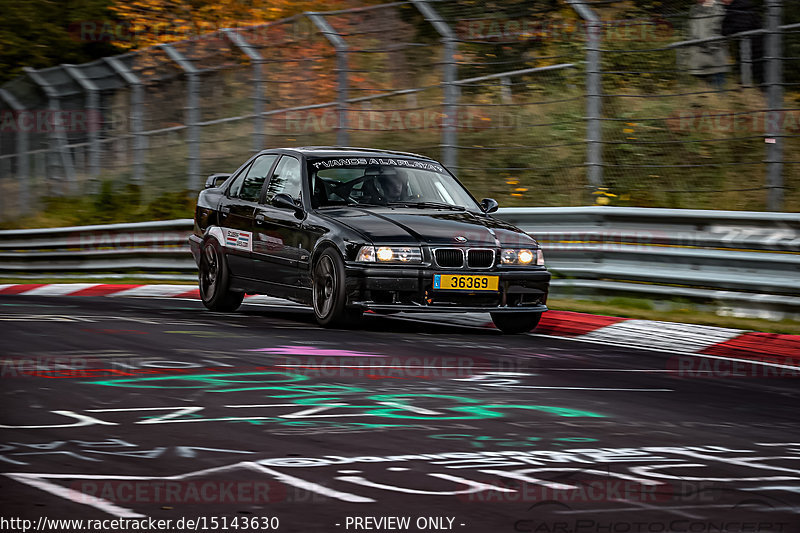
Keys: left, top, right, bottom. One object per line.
{"left": 343, "top": 264, "right": 550, "bottom": 314}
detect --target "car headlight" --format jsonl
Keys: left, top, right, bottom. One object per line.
{"left": 356, "top": 245, "right": 422, "bottom": 263}
{"left": 501, "top": 248, "right": 543, "bottom": 266}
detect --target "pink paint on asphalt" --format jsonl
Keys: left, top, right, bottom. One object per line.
{"left": 248, "top": 345, "right": 386, "bottom": 357}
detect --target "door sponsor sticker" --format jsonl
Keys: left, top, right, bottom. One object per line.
{"left": 224, "top": 229, "right": 252, "bottom": 252}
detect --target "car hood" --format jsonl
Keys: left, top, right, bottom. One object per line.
{"left": 318, "top": 206, "right": 538, "bottom": 247}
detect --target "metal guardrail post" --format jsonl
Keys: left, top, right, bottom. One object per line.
{"left": 411, "top": 0, "right": 458, "bottom": 169}
{"left": 160, "top": 44, "right": 201, "bottom": 192}
{"left": 105, "top": 57, "right": 145, "bottom": 184}
{"left": 765, "top": 0, "right": 784, "bottom": 212}
{"left": 223, "top": 29, "right": 265, "bottom": 152}
{"left": 64, "top": 65, "right": 101, "bottom": 186}
{"left": 0, "top": 89, "right": 29, "bottom": 213}
{"left": 308, "top": 14, "right": 349, "bottom": 146}
{"left": 24, "top": 67, "right": 76, "bottom": 195}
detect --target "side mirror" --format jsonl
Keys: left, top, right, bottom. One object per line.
{"left": 272, "top": 193, "right": 304, "bottom": 218}
{"left": 480, "top": 198, "right": 499, "bottom": 214}
{"left": 205, "top": 173, "right": 230, "bottom": 189}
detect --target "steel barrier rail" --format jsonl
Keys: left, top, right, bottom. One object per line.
{"left": 0, "top": 208, "right": 798, "bottom": 315}
{"left": 496, "top": 207, "right": 800, "bottom": 315}
{"left": 0, "top": 219, "right": 195, "bottom": 276}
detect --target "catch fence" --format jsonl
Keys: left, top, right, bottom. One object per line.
{"left": 0, "top": 0, "right": 798, "bottom": 223}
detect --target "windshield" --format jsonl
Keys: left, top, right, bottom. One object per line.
{"left": 307, "top": 158, "right": 480, "bottom": 211}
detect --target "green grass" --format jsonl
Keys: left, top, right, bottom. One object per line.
{"left": 0, "top": 184, "right": 196, "bottom": 230}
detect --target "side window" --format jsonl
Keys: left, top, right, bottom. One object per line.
{"left": 229, "top": 155, "right": 277, "bottom": 201}
{"left": 227, "top": 161, "right": 253, "bottom": 198}
{"left": 265, "top": 156, "right": 302, "bottom": 204}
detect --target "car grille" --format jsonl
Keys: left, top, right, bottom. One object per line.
{"left": 434, "top": 249, "right": 464, "bottom": 268}
{"left": 467, "top": 249, "right": 494, "bottom": 268}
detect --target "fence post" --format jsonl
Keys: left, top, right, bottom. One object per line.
{"left": 223, "top": 29, "right": 265, "bottom": 152}
{"left": 64, "top": 65, "right": 101, "bottom": 188}
{"left": 105, "top": 57, "right": 145, "bottom": 184}
{"left": 500, "top": 77, "right": 512, "bottom": 104}
{"left": 160, "top": 44, "right": 201, "bottom": 192}
{"left": 566, "top": 0, "right": 604, "bottom": 196}
{"left": 739, "top": 37, "right": 753, "bottom": 87}
{"left": 24, "top": 67, "right": 77, "bottom": 195}
{"left": 765, "top": 0, "right": 783, "bottom": 212}
{"left": 0, "top": 89, "right": 29, "bottom": 213}
{"left": 411, "top": 0, "right": 458, "bottom": 168}
{"left": 308, "top": 14, "right": 349, "bottom": 146}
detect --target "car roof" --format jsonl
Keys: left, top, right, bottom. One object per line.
{"left": 258, "top": 146, "right": 437, "bottom": 161}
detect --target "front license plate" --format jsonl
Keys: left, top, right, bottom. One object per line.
{"left": 433, "top": 274, "right": 499, "bottom": 291}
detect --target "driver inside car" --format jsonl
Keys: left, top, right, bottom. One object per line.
{"left": 376, "top": 169, "right": 407, "bottom": 203}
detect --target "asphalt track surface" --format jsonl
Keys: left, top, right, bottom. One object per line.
{"left": 1, "top": 295, "right": 799, "bottom": 533}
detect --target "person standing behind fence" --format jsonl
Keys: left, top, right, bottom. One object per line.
{"left": 721, "top": 0, "right": 764, "bottom": 88}
{"left": 688, "top": 0, "right": 729, "bottom": 90}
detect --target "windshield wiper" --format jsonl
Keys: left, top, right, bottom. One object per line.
{"left": 386, "top": 201, "right": 466, "bottom": 211}
{"left": 318, "top": 202, "right": 383, "bottom": 208}
{"left": 347, "top": 202, "right": 385, "bottom": 207}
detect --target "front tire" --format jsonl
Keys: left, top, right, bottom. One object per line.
{"left": 199, "top": 238, "right": 244, "bottom": 312}
{"left": 491, "top": 312, "right": 542, "bottom": 334}
{"left": 312, "top": 248, "right": 362, "bottom": 328}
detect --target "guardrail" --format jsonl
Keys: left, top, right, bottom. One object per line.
{"left": 1, "top": 207, "right": 798, "bottom": 316}
{"left": 0, "top": 219, "right": 196, "bottom": 280}
{"left": 498, "top": 207, "right": 800, "bottom": 318}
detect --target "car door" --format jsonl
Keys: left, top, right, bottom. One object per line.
{"left": 218, "top": 154, "right": 278, "bottom": 278}
{"left": 251, "top": 155, "right": 308, "bottom": 287}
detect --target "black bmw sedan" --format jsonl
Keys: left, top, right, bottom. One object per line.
{"left": 189, "top": 147, "right": 550, "bottom": 333}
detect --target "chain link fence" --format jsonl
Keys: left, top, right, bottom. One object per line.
{"left": 0, "top": 0, "right": 797, "bottom": 224}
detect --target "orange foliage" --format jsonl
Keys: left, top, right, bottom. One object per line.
{"left": 110, "top": 0, "right": 354, "bottom": 50}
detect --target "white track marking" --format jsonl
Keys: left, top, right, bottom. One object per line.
{"left": 528, "top": 333, "right": 800, "bottom": 371}
{"left": 578, "top": 320, "right": 745, "bottom": 354}
{"left": 6, "top": 473, "right": 145, "bottom": 518}
{"left": 108, "top": 285, "right": 196, "bottom": 298}
{"left": 16, "top": 284, "right": 98, "bottom": 296}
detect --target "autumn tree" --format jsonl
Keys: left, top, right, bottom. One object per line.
{"left": 108, "top": 0, "right": 360, "bottom": 49}
{"left": 0, "top": 0, "right": 120, "bottom": 84}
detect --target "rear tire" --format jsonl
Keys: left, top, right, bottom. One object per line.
{"left": 491, "top": 312, "right": 542, "bottom": 334}
{"left": 199, "top": 238, "right": 244, "bottom": 312}
{"left": 312, "top": 248, "right": 363, "bottom": 328}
